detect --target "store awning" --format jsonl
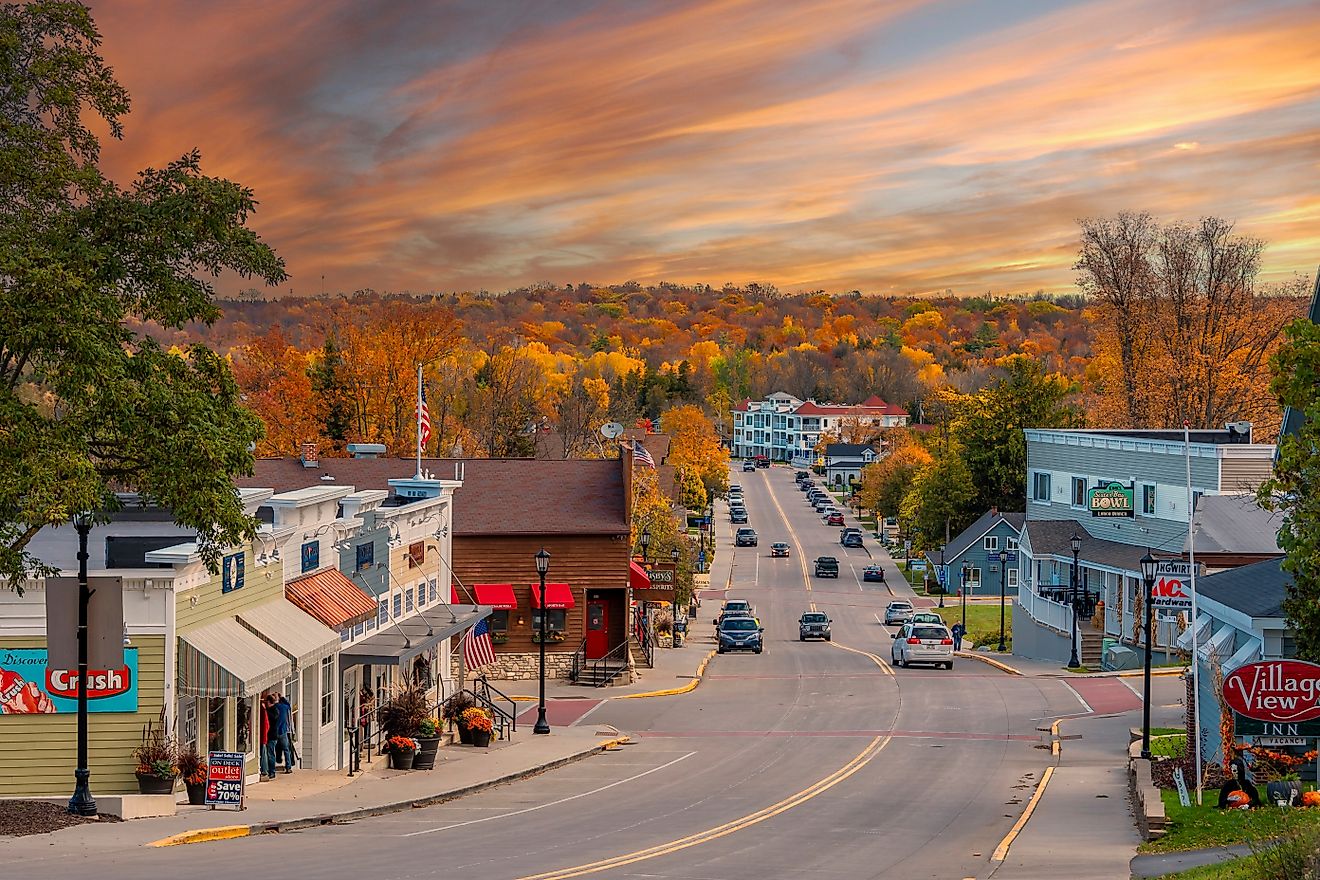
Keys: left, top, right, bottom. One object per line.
{"left": 286, "top": 568, "right": 377, "bottom": 629}
{"left": 472, "top": 583, "right": 517, "bottom": 610}
{"left": 178, "top": 618, "right": 292, "bottom": 698}
{"left": 529, "top": 582, "right": 575, "bottom": 610}
{"left": 339, "top": 605, "right": 489, "bottom": 668}
{"left": 237, "top": 599, "right": 341, "bottom": 671}
{"left": 629, "top": 560, "right": 651, "bottom": 591}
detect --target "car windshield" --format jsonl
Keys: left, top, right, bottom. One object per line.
{"left": 888, "top": 603, "right": 912, "bottom": 611}
{"left": 725, "top": 602, "right": 749, "bottom": 611}
{"left": 802, "top": 614, "right": 827, "bottom": 623}
{"left": 818, "top": 557, "right": 837, "bottom": 563}
{"left": 722, "top": 618, "right": 758, "bottom": 631}
{"left": 913, "top": 626, "right": 948, "bottom": 640}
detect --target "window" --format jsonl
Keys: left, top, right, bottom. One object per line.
{"left": 1006, "top": 537, "right": 1019, "bottom": 552}
{"left": 352, "top": 621, "right": 364, "bottom": 638}
{"left": 1008, "top": 568, "right": 1019, "bottom": 588}
{"left": 983, "top": 535, "right": 999, "bottom": 552}
{"left": 236, "top": 697, "right": 252, "bottom": 754}
{"left": 355, "top": 542, "right": 374, "bottom": 572}
{"left": 1193, "top": 490, "right": 1204, "bottom": 510}
{"left": 405, "top": 588, "right": 414, "bottom": 612}
{"left": 1031, "top": 472, "right": 1051, "bottom": 502}
{"left": 417, "top": 582, "right": 427, "bottom": 606}
{"left": 320, "top": 656, "right": 334, "bottom": 726}
{"left": 378, "top": 598, "right": 388, "bottom": 625}
{"left": 968, "top": 568, "right": 982, "bottom": 587}
{"left": 1141, "top": 484, "right": 1157, "bottom": 516}
{"left": 531, "top": 609, "right": 567, "bottom": 635}
{"left": 489, "top": 609, "right": 510, "bottom": 643}
{"left": 1071, "top": 477, "right": 1086, "bottom": 507}
{"left": 393, "top": 593, "right": 402, "bottom": 618}
{"left": 429, "top": 579, "right": 437, "bottom": 603}
{"left": 300, "top": 540, "right": 319, "bottom": 573}
{"left": 339, "top": 627, "right": 350, "bottom": 642}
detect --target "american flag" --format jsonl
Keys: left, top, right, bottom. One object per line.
{"left": 633, "top": 439, "right": 656, "bottom": 469}
{"left": 462, "top": 617, "right": 496, "bottom": 670}
{"left": 416, "top": 386, "right": 432, "bottom": 448}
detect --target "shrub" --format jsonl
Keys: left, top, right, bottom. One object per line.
{"left": 377, "top": 683, "right": 431, "bottom": 739}
{"left": 1248, "top": 819, "right": 1320, "bottom": 879}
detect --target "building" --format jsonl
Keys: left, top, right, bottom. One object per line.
{"left": 731, "top": 393, "right": 908, "bottom": 464}
{"left": 822, "top": 443, "right": 879, "bottom": 488}
{"left": 933, "top": 509, "right": 1026, "bottom": 597}
{"left": 1012, "top": 427, "right": 1276, "bottom": 666}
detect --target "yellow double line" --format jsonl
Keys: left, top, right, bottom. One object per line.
{"left": 513, "top": 734, "right": 890, "bottom": 880}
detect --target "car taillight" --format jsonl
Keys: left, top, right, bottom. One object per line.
{"left": 940, "top": 638, "right": 953, "bottom": 645}
{"left": 907, "top": 637, "right": 921, "bottom": 644}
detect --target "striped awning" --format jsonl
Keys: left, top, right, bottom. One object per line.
{"left": 286, "top": 568, "right": 377, "bottom": 629}
{"left": 178, "top": 618, "right": 292, "bottom": 698}
{"left": 237, "top": 599, "right": 340, "bottom": 671}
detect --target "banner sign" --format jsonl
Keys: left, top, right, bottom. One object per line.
{"left": 1088, "top": 481, "right": 1134, "bottom": 518}
{"left": 1224, "top": 660, "right": 1320, "bottom": 724}
{"left": 1152, "top": 561, "right": 1199, "bottom": 612}
{"left": 647, "top": 565, "right": 676, "bottom": 585}
{"left": 0, "top": 648, "right": 139, "bottom": 714}
{"left": 205, "top": 751, "right": 245, "bottom": 810}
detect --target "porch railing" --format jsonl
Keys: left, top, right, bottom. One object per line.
{"left": 470, "top": 675, "right": 518, "bottom": 740}
{"left": 1019, "top": 587, "right": 1073, "bottom": 635}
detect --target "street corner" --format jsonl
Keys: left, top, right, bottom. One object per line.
{"left": 615, "top": 648, "right": 716, "bottom": 699}
{"left": 148, "top": 824, "right": 251, "bottom": 847}
{"left": 955, "top": 650, "right": 1024, "bottom": 676}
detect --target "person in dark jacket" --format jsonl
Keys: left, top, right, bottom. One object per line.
{"left": 261, "top": 694, "right": 278, "bottom": 780}
{"left": 951, "top": 622, "right": 965, "bottom": 652}
{"left": 274, "top": 693, "right": 294, "bottom": 773}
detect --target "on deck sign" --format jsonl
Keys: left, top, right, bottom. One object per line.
{"left": 1088, "top": 481, "right": 1134, "bottom": 518}
{"left": 1151, "top": 561, "right": 1198, "bottom": 612}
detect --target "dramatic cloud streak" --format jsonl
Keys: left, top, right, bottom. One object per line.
{"left": 91, "top": 0, "right": 1320, "bottom": 295}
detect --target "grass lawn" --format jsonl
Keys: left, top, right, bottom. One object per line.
{"left": 1151, "top": 733, "right": 1188, "bottom": 760}
{"left": 933, "top": 604, "right": 1013, "bottom": 652}
{"left": 1140, "top": 788, "right": 1319, "bottom": 854}
{"left": 1155, "top": 860, "right": 1259, "bottom": 880}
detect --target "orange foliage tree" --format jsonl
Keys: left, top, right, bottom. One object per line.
{"left": 231, "top": 329, "right": 321, "bottom": 456}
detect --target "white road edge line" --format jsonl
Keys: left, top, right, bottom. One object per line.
{"left": 1061, "top": 680, "right": 1094, "bottom": 714}
{"left": 401, "top": 751, "right": 699, "bottom": 837}
{"left": 572, "top": 699, "right": 609, "bottom": 727}
{"left": 1118, "top": 677, "right": 1144, "bottom": 700}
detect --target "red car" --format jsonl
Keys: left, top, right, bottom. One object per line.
{"left": 826, "top": 512, "right": 845, "bottom": 526}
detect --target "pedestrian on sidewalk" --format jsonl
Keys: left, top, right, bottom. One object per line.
{"left": 275, "top": 693, "right": 295, "bottom": 773}
{"left": 259, "top": 694, "right": 273, "bottom": 779}
{"left": 951, "top": 622, "right": 965, "bottom": 652}
{"left": 261, "top": 694, "right": 279, "bottom": 780}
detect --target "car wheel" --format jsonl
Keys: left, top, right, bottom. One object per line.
{"left": 799, "top": 635, "right": 805, "bottom": 641}
{"left": 754, "top": 647, "right": 763, "bottom": 654}
{"left": 717, "top": 647, "right": 725, "bottom": 654}
{"left": 825, "top": 634, "right": 831, "bottom": 642}
{"left": 946, "top": 662, "right": 954, "bottom": 670}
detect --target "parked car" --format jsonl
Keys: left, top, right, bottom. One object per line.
{"left": 862, "top": 565, "right": 886, "bottom": 582}
{"left": 826, "top": 511, "right": 845, "bottom": 526}
{"left": 912, "top": 611, "right": 944, "bottom": 625}
{"left": 730, "top": 507, "right": 748, "bottom": 524}
{"left": 735, "top": 527, "right": 758, "bottom": 547}
{"left": 812, "top": 498, "right": 832, "bottom": 512}
{"left": 742, "top": 460, "right": 757, "bottom": 472}
{"left": 814, "top": 556, "right": 840, "bottom": 578}
{"left": 883, "top": 600, "right": 914, "bottom": 625}
{"left": 717, "top": 616, "right": 764, "bottom": 654}
{"left": 714, "top": 600, "right": 756, "bottom": 626}
{"left": 841, "top": 529, "right": 864, "bottom": 548}
{"left": 770, "top": 542, "right": 790, "bottom": 557}
{"left": 891, "top": 622, "right": 954, "bottom": 669}
{"left": 799, "top": 481, "right": 813, "bottom": 492}
{"left": 795, "top": 471, "right": 810, "bottom": 482}
{"left": 798, "top": 612, "right": 831, "bottom": 641}
{"left": 755, "top": 457, "right": 770, "bottom": 468}
{"left": 727, "top": 492, "right": 744, "bottom": 505}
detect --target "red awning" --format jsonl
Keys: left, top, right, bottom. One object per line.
{"left": 529, "top": 582, "right": 575, "bottom": 610}
{"left": 629, "top": 560, "right": 651, "bottom": 591}
{"left": 472, "top": 583, "right": 517, "bottom": 610}
{"left": 285, "top": 568, "right": 377, "bottom": 629}
{"left": 450, "top": 585, "right": 461, "bottom": 605}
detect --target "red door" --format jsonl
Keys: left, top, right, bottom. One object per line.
{"left": 586, "top": 602, "right": 609, "bottom": 659}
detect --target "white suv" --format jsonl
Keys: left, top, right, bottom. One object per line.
{"left": 891, "top": 622, "right": 954, "bottom": 669}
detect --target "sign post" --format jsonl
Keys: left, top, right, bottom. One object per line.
{"left": 205, "top": 751, "right": 246, "bottom": 811}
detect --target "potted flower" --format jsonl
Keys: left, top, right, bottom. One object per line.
{"left": 132, "top": 721, "right": 178, "bottom": 795}
{"left": 412, "top": 717, "right": 442, "bottom": 770}
{"left": 377, "top": 682, "right": 429, "bottom": 745}
{"left": 461, "top": 707, "right": 494, "bottom": 748}
{"left": 442, "top": 692, "right": 477, "bottom": 745}
{"left": 386, "top": 735, "right": 419, "bottom": 770}
{"left": 177, "top": 743, "right": 208, "bottom": 805}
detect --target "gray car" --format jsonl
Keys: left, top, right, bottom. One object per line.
{"left": 798, "top": 612, "right": 831, "bottom": 641}
{"left": 717, "top": 616, "right": 764, "bottom": 654}
{"left": 883, "top": 600, "right": 914, "bottom": 626}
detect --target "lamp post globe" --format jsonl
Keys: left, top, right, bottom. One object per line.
{"left": 640, "top": 526, "right": 651, "bottom": 564}
{"left": 1139, "top": 550, "right": 1159, "bottom": 759}
{"left": 533, "top": 548, "right": 551, "bottom": 735}
{"left": 1068, "top": 532, "right": 1082, "bottom": 669}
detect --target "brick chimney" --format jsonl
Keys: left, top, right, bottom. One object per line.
{"left": 300, "top": 442, "right": 319, "bottom": 468}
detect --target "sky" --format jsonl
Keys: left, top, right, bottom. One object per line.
{"left": 90, "top": 0, "right": 1320, "bottom": 297}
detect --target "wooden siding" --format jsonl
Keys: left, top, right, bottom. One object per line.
{"left": 452, "top": 535, "right": 629, "bottom": 654}
{"left": 0, "top": 635, "right": 165, "bottom": 797}
{"left": 1218, "top": 454, "right": 1274, "bottom": 494}
{"left": 176, "top": 551, "right": 285, "bottom": 633}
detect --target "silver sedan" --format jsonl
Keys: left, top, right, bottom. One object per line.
{"left": 890, "top": 623, "right": 955, "bottom": 669}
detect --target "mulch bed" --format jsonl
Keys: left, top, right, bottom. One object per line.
{"left": 0, "top": 800, "right": 121, "bottom": 836}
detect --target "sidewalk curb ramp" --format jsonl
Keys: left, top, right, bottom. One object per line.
{"left": 148, "top": 735, "right": 630, "bottom": 847}
{"left": 614, "top": 650, "right": 717, "bottom": 699}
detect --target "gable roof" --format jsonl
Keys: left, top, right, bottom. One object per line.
{"left": 1023, "top": 520, "right": 1146, "bottom": 572}
{"left": 238, "top": 457, "right": 628, "bottom": 536}
{"left": 942, "top": 510, "right": 1026, "bottom": 560}
{"left": 1189, "top": 494, "right": 1282, "bottom": 556}
{"left": 824, "top": 443, "right": 873, "bottom": 457}
{"left": 1198, "top": 557, "right": 1290, "bottom": 621}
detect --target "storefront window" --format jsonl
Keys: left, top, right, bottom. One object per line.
{"left": 282, "top": 674, "right": 299, "bottom": 739}
{"left": 207, "top": 697, "right": 226, "bottom": 752}
{"left": 320, "top": 656, "right": 334, "bottom": 726}
{"left": 531, "top": 609, "right": 567, "bottom": 642}
{"left": 236, "top": 697, "right": 252, "bottom": 754}
{"left": 489, "top": 609, "right": 510, "bottom": 641}
{"left": 181, "top": 699, "right": 198, "bottom": 752}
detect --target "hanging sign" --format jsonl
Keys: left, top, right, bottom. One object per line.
{"left": 1152, "top": 561, "right": 1198, "bottom": 612}
{"left": 1224, "top": 660, "right": 1320, "bottom": 724}
{"left": 1088, "top": 481, "right": 1134, "bottom": 518}
{"left": 205, "top": 751, "right": 246, "bottom": 810}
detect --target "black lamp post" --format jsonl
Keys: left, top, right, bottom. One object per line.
{"left": 1139, "top": 550, "right": 1158, "bottom": 760}
{"left": 997, "top": 548, "right": 1009, "bottom": 653}
{"left": 960, "top": 561, "right": 971, "bottom": 638}
{"left": 938, "top": 549, "right": 946, "bottom": 608}
{"left": 640, "top": 526, "right": 651, "bottom": 565}
{"left": 1068, "top": 531, "right": 1082, "bottom": 669}
{"left": 68, "top": 513, "right": 97, "bottom": 816}
{"left": 533, "top": 548, "right": 551, "bottom": 735}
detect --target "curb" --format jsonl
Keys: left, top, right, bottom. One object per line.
{"left": 614, "top": 650, "right": 717, "bottom": 699}
{"left": 146, "top": 735, "right": 630, "bottom": 847}
{"left": 954, "top": 650, "right": 1023, "bottom": 676}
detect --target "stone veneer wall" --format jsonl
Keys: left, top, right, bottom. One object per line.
{"left": 451, "top": 652, "right": 578, "bottom": 681}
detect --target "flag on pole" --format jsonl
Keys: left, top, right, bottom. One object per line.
{"left": 416, "top": 386, "right": 432, "bottom": 448}
{"left": 462, "top": 618, "right": 496, "bottom": 670}
{"left": 633, "top": 439, "right": 656, "bottom": 469}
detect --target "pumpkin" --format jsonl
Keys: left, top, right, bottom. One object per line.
{"left": 1225, "top": 790, "right": 1252, "bottom": 810}
{"left": 1302, "top": 790, "right": 1320, "bottom": 808}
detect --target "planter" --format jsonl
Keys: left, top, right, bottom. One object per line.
{"left": 471, "top": 729, "right": 492, "bottom": 748}
{"left": 136, "top": 773, "right": 176, "bottom": 795}
{"left": 412, "top": 735, "right": 441, "bottom": 770}
{"left": 185, "top": 781, "right": 207, "bottom": 805}
{"left": 388, "top": 747, "right": 416, "bottom": 770}
{"left": 457, "top": 723, "right": 473, "bottom": 745}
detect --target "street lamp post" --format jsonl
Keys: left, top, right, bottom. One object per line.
{"left": 997, "top": 549, "right": 1009, "bottom": 653}
{"left": 1139, "top": 550, "right": 1158, "bottom": 760}
{"left": 68, "top": 513, "right": 97, "bottom": 816}
{"left": 533, "top": 548, "right": 551, "bottom": 735}
{"left": 1068, "top": 532, "right": 1082, "bottom": 669}
{"left": 640, "top": 526, "right": 651, "bottom": 565}
{"left": 960, "top": 561, "right": 971, "bottom": 639}
{"left": 938, "top": 549, "right": 946, "bottom": 609}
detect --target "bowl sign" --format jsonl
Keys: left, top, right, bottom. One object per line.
{"left": 1223, "top": 660, "right": 1320, "bottom": 724}
{"left": 1088, "top": 481, "right": 1134, "bottom": 518}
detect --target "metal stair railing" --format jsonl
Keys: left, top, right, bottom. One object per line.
{"left": 583, "top": 639, "right": 630, "bottom": 688}
{"left": 633, "top": 605, "right": 655, "bottom": 668}
{"left": 569, "top": 638, "right": 587, "bottom": 684}
{"left": 468, "top": 676, "right": 517, "bottom": 740}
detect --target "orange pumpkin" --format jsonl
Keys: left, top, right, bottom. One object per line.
{"left": 1225, "top": 790, "right": 1252, "bottom": 810}
{"left": 1302, "top": 791, "right": 1320, "bottom": 808}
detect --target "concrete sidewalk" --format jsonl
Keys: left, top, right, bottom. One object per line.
{"left": 4, "top": 726, "right": 625, "bottom": 854}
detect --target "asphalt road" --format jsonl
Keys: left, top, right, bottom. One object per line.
{"left": 20, "top": 466, "right": 1111, "bottom": 880}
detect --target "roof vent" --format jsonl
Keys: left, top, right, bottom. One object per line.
{"left": 1224, "top": 422, "right": 1253, "bottom": 443}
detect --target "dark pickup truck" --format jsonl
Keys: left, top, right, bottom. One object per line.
{"left": 813, "top": 556, "right": 840, "bottom": 578}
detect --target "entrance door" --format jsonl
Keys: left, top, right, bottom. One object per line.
{"left": 586, "top": 602, "right": 609, "bottom": 659}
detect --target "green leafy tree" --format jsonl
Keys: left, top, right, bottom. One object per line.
{"left": 1258, "top": 318, "right": 1320, "bottom": 661}
{"left": 0, "top": 1, "right": 286, "bottom": 588}
{"left": 900, "top": 450, "right": 975, "bottom": 549}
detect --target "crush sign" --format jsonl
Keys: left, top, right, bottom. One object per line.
{"left": 1151, "top": 561, "right": 1199, "bottom": 612}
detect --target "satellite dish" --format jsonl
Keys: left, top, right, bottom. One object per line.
{"left": 601, "top": 422, "right": 624, "bottom": 439}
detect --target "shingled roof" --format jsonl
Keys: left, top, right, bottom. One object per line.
{"left": 237, "top": 457, "right": 629, "bottom": 536}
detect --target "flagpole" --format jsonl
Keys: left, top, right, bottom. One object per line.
{"left": 1186, "top": 421, "right": 1204, "bottom": 804}
{"left": 416, "top": 363, "right": 423, "bottom": 478}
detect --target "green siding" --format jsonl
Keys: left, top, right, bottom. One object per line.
{"left": 176, "top": 551, "right": 284, "bottom": 633}
{"left": 0, "top": 635, "right": 166, "bottom": 797}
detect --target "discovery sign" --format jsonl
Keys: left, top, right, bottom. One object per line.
{"left": 1226, "top": 660, "right": 1320, "bottom": 737}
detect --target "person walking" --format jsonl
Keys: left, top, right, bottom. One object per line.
{"left": 951, "top": 622, "right": 965, "bottom": 652}
{"left": 261, "top": 694, "right": 279, "bottom": 780}
{"left": 275, "top": 693, "right": 295, "bottom": 773}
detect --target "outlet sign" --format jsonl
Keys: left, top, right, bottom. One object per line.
{"left": 1224, "top": 660, "right": 1320, "bottom": 724}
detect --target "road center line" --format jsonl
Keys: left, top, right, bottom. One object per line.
{"left": 401, "top": 751, "right": 698, "bottom": 837}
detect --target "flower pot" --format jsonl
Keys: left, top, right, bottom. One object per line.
{"left": 457, "top": 723, "right": 473, "bottom": 745}
{"left": 136, "top": 773, "right": 176, "bottom": 795}
{"left": 388, "top": 747, "right": 416, "bottom": 770}
{"left": 411, "top": 735, "right": 441, "bottom": 770}
{"left": 471, "top": 729, "right": 492, "bottom": 748}
{"left": 186, "top": 781, "right": 207, "bottom": 805}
